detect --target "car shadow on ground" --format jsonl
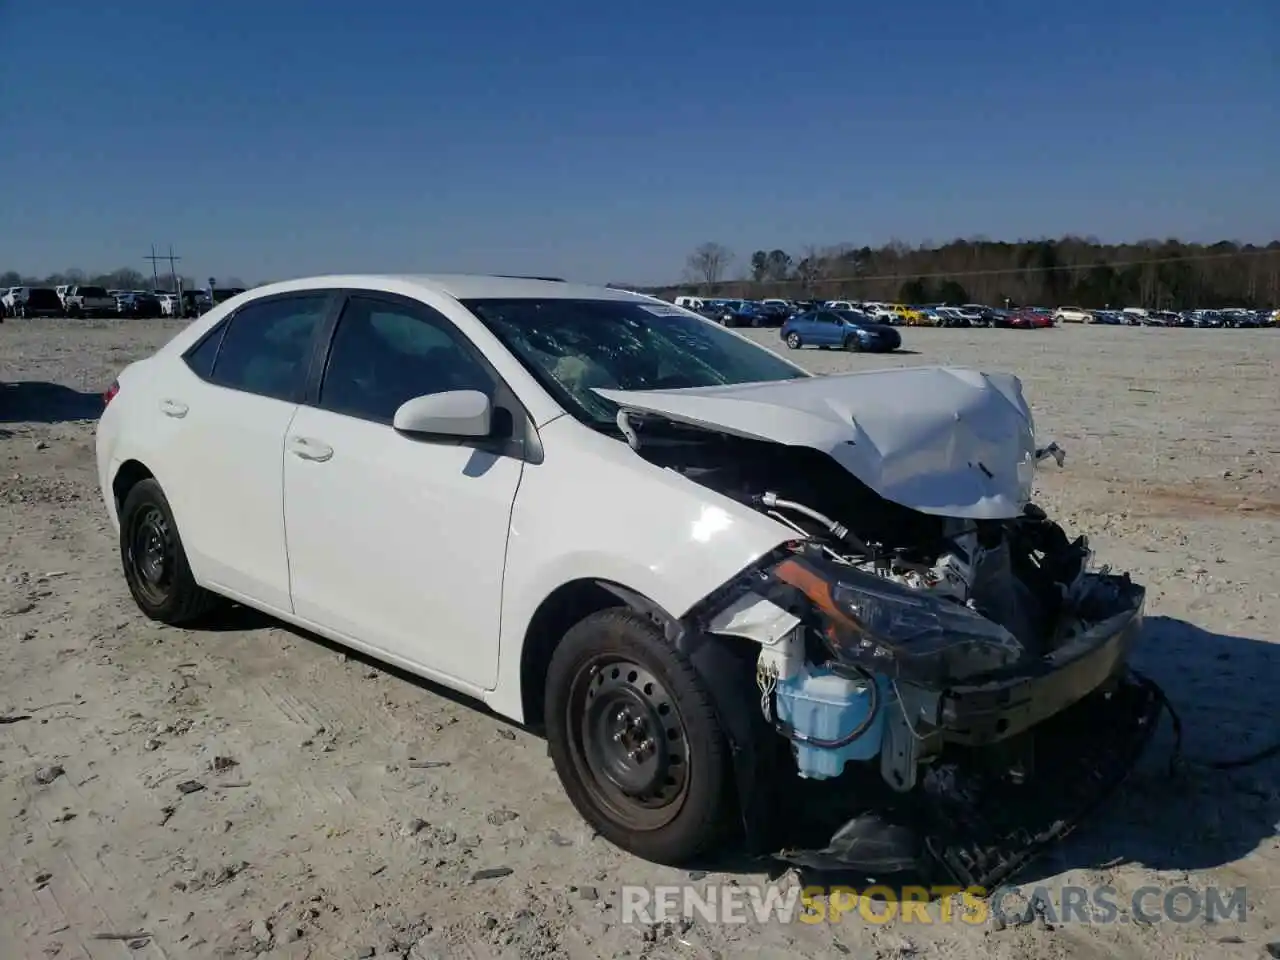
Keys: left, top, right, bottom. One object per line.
{"left": 187, "top": 606, "right": 1280, "bottom": 890}
{"left": 0, "top": 381, "right": 104, "bottom": 424}
{"left": 1034, "top": 616, "right": 1280, "bottom": 879}
{"left": 191, "top": 603, "right": 510, "bottom": 719}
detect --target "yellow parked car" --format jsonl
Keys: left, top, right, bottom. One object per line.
{"left": 895, "top": 304, "right": 931, "bottom": 326}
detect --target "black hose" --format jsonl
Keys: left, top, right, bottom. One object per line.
{"left": 1131, "top": 669, "right": 1280, "bottom": 773}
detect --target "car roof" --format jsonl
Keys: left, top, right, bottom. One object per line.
{"left": 236, "top": 274, "right": 648, "bottom": 303}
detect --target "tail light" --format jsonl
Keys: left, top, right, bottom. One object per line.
{"left": 103, "top": 380, "right": 120, "bottom": 406}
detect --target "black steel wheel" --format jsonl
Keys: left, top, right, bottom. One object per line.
{"left": 545, "top": 608, "right": 731, "bottom": 864}
{"left": 571, "top": 656, "right": 691, "bottom": 828}
{"left": 126, "top": 503, "right": 176, "bottom": 608}
{"left": 843, "top": 335, "right": 864, "bottom": 351}
{"left": 119, "top": 478, "right": 221, "bottom": 624}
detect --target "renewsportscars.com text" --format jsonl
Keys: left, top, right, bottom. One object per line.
{"left": 620, "top": 883, "right": 1249, "bottom": 927}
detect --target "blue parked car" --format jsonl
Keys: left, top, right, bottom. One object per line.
{"left": 780, "top": 308, "right": 902, "bottom": 352}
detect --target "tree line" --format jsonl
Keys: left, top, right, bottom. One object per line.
{"left": 664, "top": 238, "right": 1280, "bottom": 309}
{"left": 0, "top": 268, "right": 246, "bottom": 293}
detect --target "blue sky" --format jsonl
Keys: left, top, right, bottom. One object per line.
{"left": 1, "top": 0, "right": 1275, "bottom": 285}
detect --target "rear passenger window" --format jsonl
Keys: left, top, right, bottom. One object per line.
{"left": 209, "top": 295, "right": 329, "bottom": 402}
{"left": 184, "top": 321, "right": 227, "bottom": 379}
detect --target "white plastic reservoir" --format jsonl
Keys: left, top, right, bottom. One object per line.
{"left": 774, "top": 664, "right": 887, "bottom": 779}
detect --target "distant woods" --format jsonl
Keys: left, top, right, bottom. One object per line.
{"left": 657, "top": 238, "right": 1280, "bottom": 308}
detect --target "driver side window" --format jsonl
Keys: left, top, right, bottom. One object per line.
{"left": 318, "top": 296, "right": 494, "bottom": 424}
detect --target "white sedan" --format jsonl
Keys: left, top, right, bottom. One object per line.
{"left": 96, "top": 274, "right": 1155, "bottom": 880}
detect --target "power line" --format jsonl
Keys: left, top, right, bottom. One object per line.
{"left": 688, "top": 246, "right": 1280, "bottom": 290}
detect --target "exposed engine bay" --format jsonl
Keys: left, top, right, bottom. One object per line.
{"left": 625, "top": 415, "right": 1159, "bottom": 885}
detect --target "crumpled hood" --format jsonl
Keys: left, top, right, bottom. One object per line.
{"left": 594, "top": 366, "right": 1040, "bottom": 519}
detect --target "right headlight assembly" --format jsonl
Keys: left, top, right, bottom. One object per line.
{"left": 769, "top": 555, "right": 1025, "bottom": 686}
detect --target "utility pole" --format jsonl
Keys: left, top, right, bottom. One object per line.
{"left": 145, "top": 244, "right": 183, "bottom": 294}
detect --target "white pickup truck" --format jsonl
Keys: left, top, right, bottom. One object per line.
{"left": 64, "top": 285, "right": 117, "bottom": 318}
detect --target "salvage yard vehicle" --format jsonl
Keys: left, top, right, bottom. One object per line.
{"left": 1052, "top": 306, "right": 1092, "bottom": 323}
{"left": 65, "top": 284, "right": 117, "bottom": 318}
{"left": 116, "top": 291, "right": 165, "bottom": 319}
{"left": 782, "top": 308, "right": 902, "bottom": 352}
{"left": 1007, "top": 308, "right": 1055, "bottom": 329}
{"left": 95, "top": 275, "right": 1159, "bottom": 887}
{"left": 12, "top": 286, "right": 65, "bottom": 318}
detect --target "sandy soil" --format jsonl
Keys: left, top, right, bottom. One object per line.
{"left": 1, "top": 317, "right": 1277, "bottom": 959}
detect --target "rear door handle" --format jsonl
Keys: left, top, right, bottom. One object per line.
{"left": 159, "top": 399, "right": 188, "bottom": 418}
{"left": 287, "top": 436, "right": 334, "bottom": 462}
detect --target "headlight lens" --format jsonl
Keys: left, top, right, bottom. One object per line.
{"left": 768, "top": 556, "right": 1029, "bottom": 685}
{"left": 827, "top": 574, "right": 1024, "bottom": 684}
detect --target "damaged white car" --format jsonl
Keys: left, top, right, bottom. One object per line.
{"left": 95, "top": 275, "right": 1160, "bottom": 887}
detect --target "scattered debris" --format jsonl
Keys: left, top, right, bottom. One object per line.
{"left": 175, "top": 780, "right": 205, "bottom": 795}
{"left": 0, "top": 714, "right": 31, "bottom": 724}
{"left": 486, "top": 809, "right": 518, "bottom": 826}
{"left": 495, "top": 728, "right": 517, "bottom": 741}
{"left": 250, "top": 918, "right": 272, "bottom": 943}
{"left": 143, "top": 738, "right": 162, "bottom": 751}
{"left": 159, "top": 805, "right": 177, "bottom": 826}
{"left": 33, "top": 764, "right": 65, "bottom": 785}
{"left": 90, "top": 932, "right": 152, "bottom": 942}
{"left": 211, "top": 755, "right": 238, "bottom": 773}
{"left": 407, "top": 760, "right": 451, "bottom": 769}
{"left": 471, "top": 867, "right": 513, "bottom": 881}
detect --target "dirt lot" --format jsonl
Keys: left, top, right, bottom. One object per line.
{"left": 2, "top": 317, "right": 1278, "bottom": 959}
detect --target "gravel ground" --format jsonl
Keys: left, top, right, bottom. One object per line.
{"left": 1, "top": 317, "right": 1277, "bottom": 959}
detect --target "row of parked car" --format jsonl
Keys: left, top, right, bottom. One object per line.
{"left": 671, "top": 297, "right": 1059, "bottom": 329}
{"left": 0, "top": 285, "right": 247, "bottom": 321}
{"left": 670, "top": 297, "right": 1280, "bottom": 330}
{"left": 1051, "top": 306, "right": 1278, "bottom": 327}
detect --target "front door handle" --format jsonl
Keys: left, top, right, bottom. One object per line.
{"left": 159, "top": 399, "right": 188, "bottom": 418}
{"left": 287, "top": 436, "right": 334, "bottom": 462}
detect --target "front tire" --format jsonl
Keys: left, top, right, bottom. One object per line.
{"left": 785, "top": 332, "right": 802, "bottom": 349}
{"left": 843, "top": 335, "right": 863, "bottom": 351}
{"left": 544, "top": 608, "right": 731, "bottom": 865}
{"left": 119, "top": 478, "right": 221, "bottom": 624}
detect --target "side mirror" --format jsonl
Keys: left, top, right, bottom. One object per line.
{"left": 393, "top": 390, "right": 492, "bottom": 438}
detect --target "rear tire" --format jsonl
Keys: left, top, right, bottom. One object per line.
{"left": 544, "top": 608, "right": 732, "bottom": 865}
{"left": 843, "top": 335, "right": 863, "bottom": 352}
{"left": 786, "top": 332, "right": 802, "bottom": 349}
{"left": 119, "top": 478, "right": 221, "bottom": 624}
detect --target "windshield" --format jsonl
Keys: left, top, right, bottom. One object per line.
{"left": 462, "top": 297, "right": 809, "bottom": 427}
{"left": 834, "top": 309, "right": 873, "bottom": 324}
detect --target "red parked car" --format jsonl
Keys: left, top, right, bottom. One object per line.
{"left": 1007, "top": 308, "right": 1055, "bottom": 329}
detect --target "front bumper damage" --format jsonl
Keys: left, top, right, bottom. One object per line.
{"left": 775, "top": 673, "right": 1162, "bottom": 889}
{"left": 690, "top": 541, "right": 1160, "bottom": 890}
